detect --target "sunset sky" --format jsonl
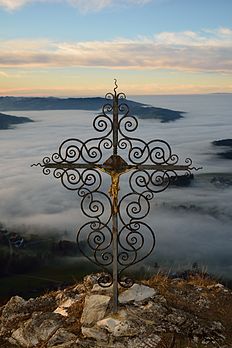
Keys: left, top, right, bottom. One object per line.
{"left": 0, "top": 0, "right": 232, "bottom": 96}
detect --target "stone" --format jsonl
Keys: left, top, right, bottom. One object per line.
{"left": 83, "top": 274, "right": 100, "bottom": 290}
{"left": 48, "top": 344, "right": 78, "bottom": 348}
{"left": 54, "top": 298, "right": 77, "bottom": 317}
{"left": 80, "top": 295, "right": 110, "bottom": 326}
{"left": 54, "top": 307, "right": 70, "bottom": 317}
{"left": 91, "top": 284, "right": 114, "bottom": 294}
{"left": 119, "top": 284, "right": 156, "bottom": 304}
{"left": 128, "top": 334, "right": 161, "bottom": 348}
{"left": 81, "top": 326, "right": 108, "bottom": 342}
{"left": 47, "top": 328, "right": 77, "bottom": 347}
{"left": 1, "top": 296, "right": 27, "bottom": 321}
{"left": 96, "top": 309, "right": 135, "bottom": 337}
{"left": 11, "top": 312, "right": 63, "bottom": 347}
{"left": 97, "top": 318, "right": 129, "bottom": 337}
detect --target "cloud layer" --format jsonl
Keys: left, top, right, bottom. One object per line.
{"left": 0, "top": 99, "right": 232, "bottom": 277}
{"left": 0, "top": 0, "right": 152, "bottom": 11}
{"left": 0, "top": 28, "right": 232, "bottom": 73}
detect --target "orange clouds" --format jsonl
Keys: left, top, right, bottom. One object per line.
{"left": 0, "top": 29, "right": 232, "bottom": 73}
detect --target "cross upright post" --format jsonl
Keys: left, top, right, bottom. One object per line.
{"left": 32, "top": 80, "right": 201, "bottom": 313}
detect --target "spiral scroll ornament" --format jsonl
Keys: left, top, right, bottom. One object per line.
{"left": 32, "top": 80, "right": 201, "bottom": 312}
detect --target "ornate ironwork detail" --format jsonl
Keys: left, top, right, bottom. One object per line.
{"left": 32, "top": 79, "right": 201, "bottom": 312}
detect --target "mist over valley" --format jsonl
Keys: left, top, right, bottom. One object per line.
{"left": 0, "top": 93, "right": 231, "bottom": 298}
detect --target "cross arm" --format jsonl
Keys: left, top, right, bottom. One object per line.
{"left": 136, "top": 164, "right": 197, "bottom": 171}
{"left": 34, "top": 162, "right": 196, "bottom": 172}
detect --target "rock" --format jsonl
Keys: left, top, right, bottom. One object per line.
{"left": 0, "top": 274, "right": 231, "bottom": 347}
{"left": 47, "top": 328, "right": 77, "bottom": 347}
{"left": 83, "top": 274, "right": 100, "bottom": 291}
{"left": 1, "top": 296, "right": 27, "bottom": 321}
{"left": 54, "top": 298, "right": 77, "bottom": 317}
{"left": 97, "top": 310, "right": 134, "bottom": 337}
{"left": 11, "top": 312, "right": 63, "bottom": 347}
{"left": 26, "top": 295, "right": 57, "bottom": 313}
{"left": 119, "top": 284, "right": 156, "bottom": 304}
{"left": 80, "top": 295, "right": 111, "bottom": 326}
{"left": 81, "top": 326, "right": 108, "bottom": 342}
{"left": 48, "top": 344, "right": 78, "bottom": 348}
{"left": 1, "top": 295, "right": 57, "bottom": 324}
{"left": 91, "top": 284, "right": 114, "bottom": 294}
{"left": 54, "top": 307, "right": 70, "bottom": 317}
{"left": 128, "top": 334, "right": 161, "bottom": 348}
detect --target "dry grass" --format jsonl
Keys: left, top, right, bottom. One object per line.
{"left": 144, "top": 273, "right": 232, "bottom": 346}
{"left": 187, "top": 274, "right": 219, "bottom": 288}
{"left": 64, "top": 295, "right": 85, "bottom": 336}
{"left": 144, "top": 272, "right": 170, "bottom": 292}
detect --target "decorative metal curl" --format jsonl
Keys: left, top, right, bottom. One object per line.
{"left": 32, "top": 82, "right": 201, "bottom": 311}
{"left": 118, "top": 221, "right": 155, "bottom": 273}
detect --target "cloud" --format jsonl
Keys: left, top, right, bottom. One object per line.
{"left": 0, "top": 71, "right": 8, "bottom": 77}
{"left": 0, "top": 0, "right": 30, "bottom": 10}
{"left": 0, "top": 28, "right": 232, "bottom": 73}
{"left": 0, "top": 0, "right": 152, "bottom": 11}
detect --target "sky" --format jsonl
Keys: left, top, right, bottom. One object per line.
{"left": 0, "top": 0, "right": 232, "bottom": 96}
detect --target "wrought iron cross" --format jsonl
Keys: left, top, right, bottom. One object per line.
{"left": 32, "top": 80, "right": 200, "bottom": 312}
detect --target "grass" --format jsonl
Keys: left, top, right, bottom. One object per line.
{"left": 145, "top": 273, "right": 232, "bottom": 347}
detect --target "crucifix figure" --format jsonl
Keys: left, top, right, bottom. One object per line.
{"left": 32, "top": 80, "right": 200, "bottom": 312}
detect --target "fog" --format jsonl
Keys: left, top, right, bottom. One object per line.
{"left": 0, "top": 94, "right": 231, "bottom": 277}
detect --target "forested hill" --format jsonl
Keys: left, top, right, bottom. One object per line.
{"left": 0, "top": 112, "right": 34, "bottom": 129}
{"left": 0, "top": 97, "right": 184, "bottom": 123}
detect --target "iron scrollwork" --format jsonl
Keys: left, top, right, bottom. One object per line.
{"left": 32, "top": 80, "right": 201, "bottom": 310}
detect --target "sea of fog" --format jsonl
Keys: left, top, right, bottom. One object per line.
{"left": 0, "top": 94, "right": 231, "bottom": 278}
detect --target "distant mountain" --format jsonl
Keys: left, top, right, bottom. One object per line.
{"left": 212, "top": 139, "right": 232, "bottom": 159}
{"left": 0, "top": 112, "right": 34, "bottom": 130}
{"left": 0, "top": 97, "right": 184, "bottom": 123}
{"left": 212, "top": 139, "right": 232, "bottom": 147}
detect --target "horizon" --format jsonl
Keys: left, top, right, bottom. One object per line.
{"left": 1, "top": 92, "right": 232, "bottom": 98}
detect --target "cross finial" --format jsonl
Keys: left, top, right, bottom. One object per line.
{"left": 114, "top": 78, "right": 118, "bottom": 95}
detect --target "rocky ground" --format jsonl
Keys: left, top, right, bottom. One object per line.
{"left": 0, "top": 273, "right": 232, "bottom": 348}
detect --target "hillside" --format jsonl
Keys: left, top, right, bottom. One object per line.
{"left": 0, "top": 112, "right": 33, "bottom": 130}
{"left": 212, "top": 139, "right": 232, "bottom": 160}
{"left": 0, "top": 97, "right": 184, "bottom": 123}
{"left": 0, "top": 272, "right": 232, "bottom": 348}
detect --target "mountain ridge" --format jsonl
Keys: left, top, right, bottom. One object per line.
{"left": 0, "top": 96, "right": 184, "bottom": 123}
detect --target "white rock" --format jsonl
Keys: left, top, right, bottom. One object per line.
{"left": 54, "top": 298, "right": 77, "bottom": 317}
{"left": 80, "top": 295, "right": 111, "bottom": 326}
{"left": 119, "top": 284, "right": 156, "bottom": 304}
{"left": 97, "top": 309, "right": 134, "bottom": 337}
{"left": 97, "top": 318, "right": 129, "bottom": 337}
{"left": 81, "top": 326, "right": 108, "bottom": 341}
{"left": 54, "top": 307, "right": 69, "bottom": 317}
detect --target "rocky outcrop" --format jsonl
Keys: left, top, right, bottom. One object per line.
{"left": 0, "top": 273, "right": 231, "bottom": 347}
